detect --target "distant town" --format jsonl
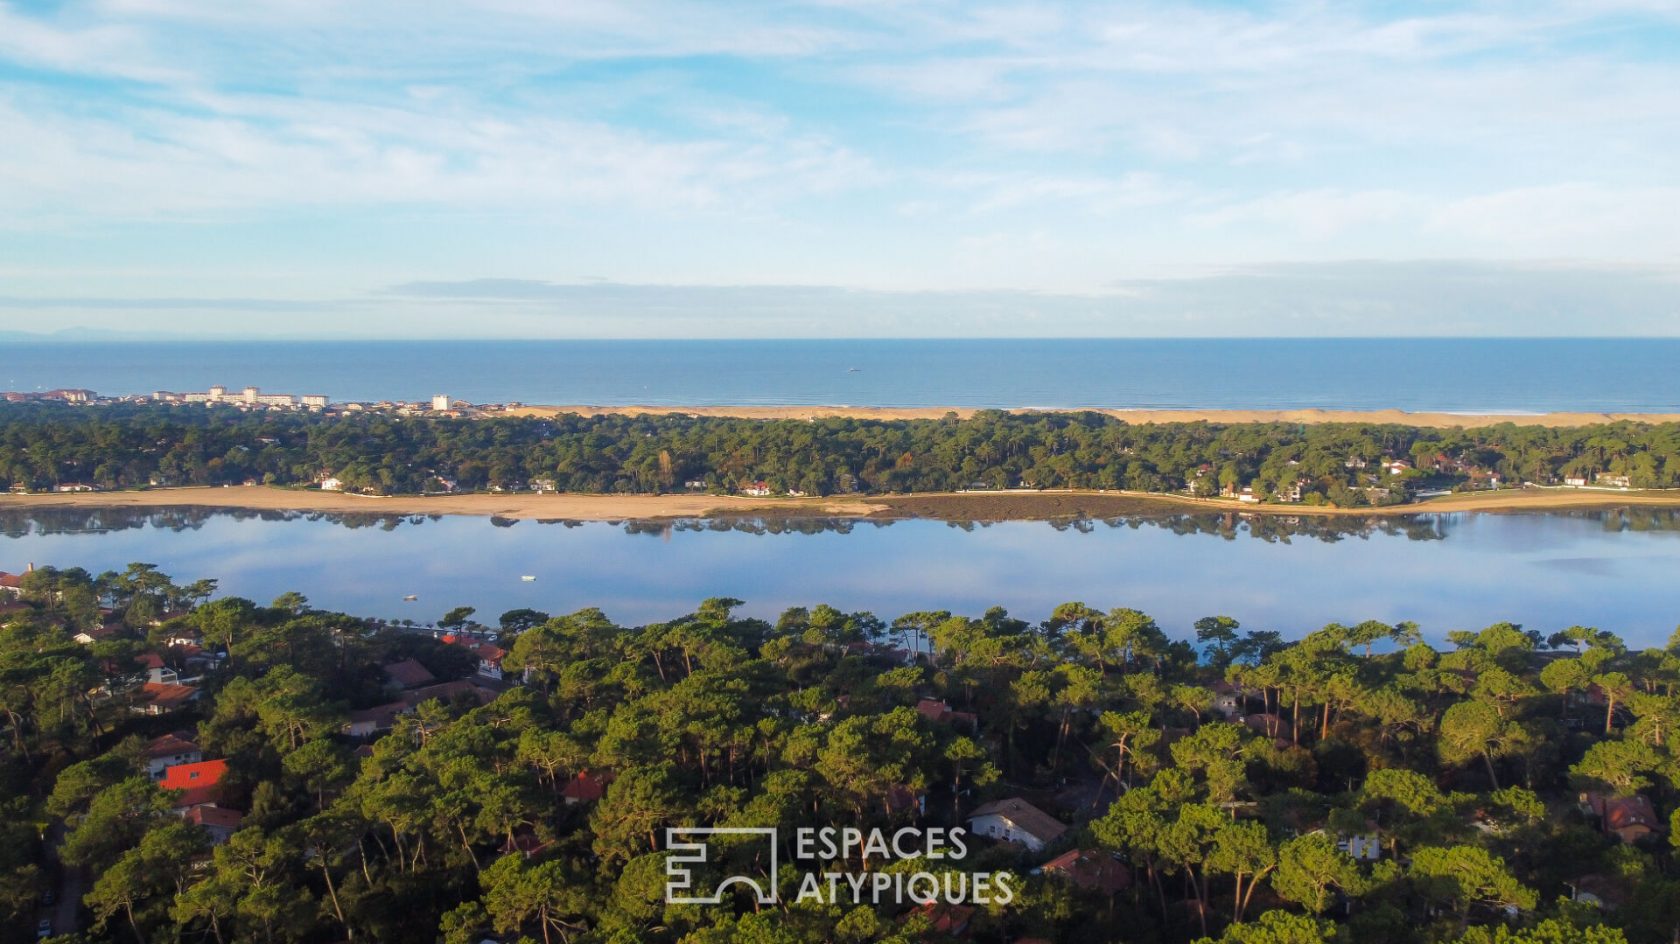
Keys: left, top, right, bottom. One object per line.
{"left": 5, "top": 384, "right": 507, "bottom": 417}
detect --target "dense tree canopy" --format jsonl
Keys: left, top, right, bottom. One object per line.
{"left": 3, "top": 562, "right": 1677, "bottom": 942}
{"left": 6, "top": 402, "right": 1680, "bottom": 504}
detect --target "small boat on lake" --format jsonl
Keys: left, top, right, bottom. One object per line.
{"left": 403, "top": 594, "right": 418, "bottom": 601}
{"left": 520, "top": 575, "right": 536, "bottom": 582}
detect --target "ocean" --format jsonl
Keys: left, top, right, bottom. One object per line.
{"left": 5, "top": 337, "right": 1679, "bottom": 412}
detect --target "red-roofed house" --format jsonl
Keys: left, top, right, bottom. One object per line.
{"left": 1041, "top": 849, "right": 1132, "bottom": 895}
{"left": 185, "top": 805, "right": 244, "bottom": 844}
{"left": 382, "top": 658, "right": 436, "bottom": 690}
{"left": 905, "top": 901, "right": 974, "bottom": 937}
{"left": 562, "top": 769, "right": 614, "bottom": 805}
{"left": 133, "top": 682, "right": 201, "bottom": 716}
{"left": 469, "top": 641, "right": 507, "bottom": 681}
{"left": 915, "top": 698, "right": 978, "bottom": 730}
{"left": 144, "top": 733, "right": 202, "bottom": 779}
{"left": 346, "top": 702, "right": 406, "bottom": 737}
{"left": 967, "top": 798, "right": 1068, "bottom": 853}
{"left": 1584, "top": 793, "right": 1662, "bottom": 844}
{"left": 162, "top": 759, "right": 228, "bottom": 808}
{"left": 0, "top": 571, "right": 22, "bottom": 596}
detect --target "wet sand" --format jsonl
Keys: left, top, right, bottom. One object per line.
{"left": 6, "top": 484, "right": 1679, "bottom": 522}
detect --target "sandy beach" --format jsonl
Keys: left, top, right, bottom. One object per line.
{"left": 503, "top": 405, "right": 1680, "bottom": 429}
{"left": 6, "top": 484, "right": 1680, "bottom": 522}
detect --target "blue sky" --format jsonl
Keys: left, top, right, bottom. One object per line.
{"left": 1, "top": 0, "right": 1678, "bottom": 338}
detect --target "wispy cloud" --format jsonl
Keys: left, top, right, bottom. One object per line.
{"left": 1, "top": 0, "right": 1678, "bottom": 334}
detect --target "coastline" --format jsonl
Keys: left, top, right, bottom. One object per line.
{"left": 502, "top": 404, "right": 1680, "bottom": 428}
{"left": 6, "top": 484, "right": 1680, "bottom": 522}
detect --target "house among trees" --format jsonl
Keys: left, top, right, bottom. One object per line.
{"left": 132, "top": 681, "right": 202, "bottom": 715}
{"left": 1040, "top": 848, "right": 1132, "bottom": 894}
{"left": 915, "top": 697, "right": 978, "bottom": 729}
{"left": 143, "top": 732, "right": 203, "bottom": 779}
{"left": 904, "top": 901, "right": 974, "bottom": 938}
{"left": 185, "top": 805, "right": 244, "bottom": 845}
{"left": 162, "top": 758, "right": 229, "bottom": 809}
{"left": 561, "top": 769, "right": 614, "bottom": 805}
{"left": 1581, "top": 793, "right": 1661, "bottom": 844}
{"left": 382, "top": 657, "right": 437, "bottom": 690}
{"left": 966, "top": 797, "right": 1068, "bottom": 853}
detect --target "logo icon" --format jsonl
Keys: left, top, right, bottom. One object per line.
{"left": 664, "top": 827, "right": 779, "bottom": 904}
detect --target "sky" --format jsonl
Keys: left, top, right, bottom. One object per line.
{"left": 1, "top": 0, "right": 1679, "bottom": 338}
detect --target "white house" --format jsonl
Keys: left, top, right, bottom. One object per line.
{"left": 318, "top": 476, "right": 344, "bottom": 492}
{"left": 143, "top": 733, "right": 203, "bottom": 779}
{"left": 966, "top": 797, "right": 1068, "bottom": 853}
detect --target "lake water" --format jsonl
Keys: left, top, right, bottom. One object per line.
{"left": 6, "top": 506, "right": 1679, "bottom": 647}
{"left": 7, "top": 338, "right": 1680, "bottom": 412}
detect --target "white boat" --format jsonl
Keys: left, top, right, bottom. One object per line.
{"left": 402, "top": 594, "right": 418, "bottom": 601}
{"left": 520, "top": 575, "right": 536, "bottom": 582}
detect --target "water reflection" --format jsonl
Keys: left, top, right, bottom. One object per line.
{"left": 0, "top": 505, "right": 1472, "bottom": 541}
{"left": 4, "top": 505, "right": 1678, "bottom": 643}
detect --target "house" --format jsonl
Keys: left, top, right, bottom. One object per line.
{"left": 73, "top": 624, "right": 122, "bottom": 645}
{"left": 1384, "top": 460, "right": 1412, "bottom": 476}
{"left": 1236, "top": 487, "right": 1260, "bottom": 503}
{"left": 884, "top": 784, "right": 927, "bottom": 819}
{"left": 346, "top": 702, "right": 406, "bottom": 737}
{"left": 1564, "top": 476, "right": 1588, "bottom": 487}
{"left": 162, "top": 759, "right": 228, "bottom": 808}
{"left": 318, "top": 476, "right": 345, "bottom": 491}
{"left": 0, "top": 570, "right": 23, "bottom": 596}
{"left": 915, "top": 698, "right": 978, "bottom": 729}
{"left": 740, "top": 480, "right": 773, "bottom": 497}
{"left": 133, "top": 682, "right": 201, "bottom": 715}
{"left": 138, "top": 652, "right": 183, "bottom": 685}
{"left": 460, "top": 640, "right": 507, "bottom": 680}
{"left": 905, "top": 901, "right": 974, "bottom": 937}
{"left": 1040, "top": 849, "right": 1131, "bottom": 894}
{"left": 1595, "top": 473, "right": 1632, "bottom": 488}
{"left": 1210, "top": 681, "right": 1248, "bottom": 720}
{"left": 561, "top": 769, "right": 614, "bottom": 805}
{"left": 185, "top": 805, "right": 244, "bottom": 844}
{"left": 144, "top": 733, "right": 203, "bottom": 779}
{"left": 1333, "top": 829, "right": 1383, "bottom": 861}
{"left": 499, "top": 831, "right": 556, "bottom": 860}
{"left": 400, "top": 679, "right": 497, "bottom": 710}
{"left": 382, "top": 658, "right": 437, "bottom": 690}
{"left": 1582, "top": 793, "right": 1661, "bottom": 844}
{"left": 967, "top": 798, "right": 1068, "bottom": 853}
{"left": 1243, "top": 712, "right": 1293, "bottom": 745}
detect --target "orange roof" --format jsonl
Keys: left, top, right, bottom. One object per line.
{"left": 162, "top": 758, "right": 227, "bottom": 791}
{"left": 139, "top": 682, "right": 200, "bottom": 710}
{"left": 163, "top": 759, "right": 228, "bottom": 808}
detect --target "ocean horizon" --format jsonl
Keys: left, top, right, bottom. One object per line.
{"left": 6, "top": 337, "right": 1679, "bottom": 414}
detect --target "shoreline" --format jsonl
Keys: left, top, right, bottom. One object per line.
{"left": 502, "top": 404, "right": 1680, "bottom": 428}
{"left": 6, "top": 484, "right": 1680, "bottom": 522}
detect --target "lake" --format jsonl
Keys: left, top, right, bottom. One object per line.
{"left": 7, "top": 338, "right": 1680, "bottom": 412}
{"left": 5, "top": 506, "right": 1679, "bottom": 647}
